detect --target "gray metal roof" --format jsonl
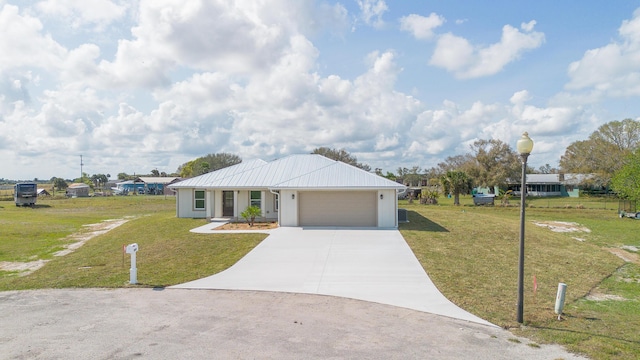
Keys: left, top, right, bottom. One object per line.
{"left": 525, "top": 174, "right": 560, "bottom": 183}
{"left": 169, "top": 154, "right": 405, "bottom": 190}
{"left": 136, "top": 177, "right": 181, "bottom": 184}
{"left": 169, "top": 159, "right": 268, "bottom": 188}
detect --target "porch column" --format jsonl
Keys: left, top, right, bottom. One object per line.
{"left": 205, "top": 189, "right": 214, "bottom": 220}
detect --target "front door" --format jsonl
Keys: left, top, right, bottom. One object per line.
{"left": 223, "top": 191, "right": 234, "bottom": 217}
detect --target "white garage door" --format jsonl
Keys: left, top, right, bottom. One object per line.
{"left": 298, "top": 191, "right": 377, "bottom": 227}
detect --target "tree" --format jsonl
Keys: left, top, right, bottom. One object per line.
{"left": 440, "top": 170, "right": 471, "bottom": 205}
{"left": 311, "top": 147, "right": 371, "bottom": 171}
{"left": 466, "top": 139, "right": 520, "bottom": 191}
{"left": 396, "top": 166, "right": 422, "bottom": 186}
{"left": 90, "top": 174, "right": 108, "bottom": 189}
{"left": 178, "top": 152, "right": 242, "bottom": 178}
{"left": 150, "top": 169, "right": 160, "bottom": 177}
{"left": 537, "top": 164, "right": 557, "bottom": 174}
{"left": 611, "top": 148, "right": 640, "bottom": 201}
{"left": 51, "top": 177, "right": 68, "bottom": 193}
{"left": 118, "top": 172, "right": 133, "bottom": 180}
{"left": 560, "top": 119, "right": 640, "bottom": 185}
{"left": 240, "top": 206, "right": 262, "bottom": 226}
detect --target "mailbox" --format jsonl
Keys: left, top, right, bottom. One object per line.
{"left": 125, "top": 243, "right": 138, "bottom": 254}
{"left": 125, "top": 243, "right": 139, "bottom": 284}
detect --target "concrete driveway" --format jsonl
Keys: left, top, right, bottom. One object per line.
{"left": 172, "top": 227, "right": 491, "bottom": 326}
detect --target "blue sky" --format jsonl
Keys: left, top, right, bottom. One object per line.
{"left": 1, "top": 1, "right": 640, "bottom": 180}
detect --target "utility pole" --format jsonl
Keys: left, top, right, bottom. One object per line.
{"left": 80, "top": 155, "right": 84, "bottom": 181}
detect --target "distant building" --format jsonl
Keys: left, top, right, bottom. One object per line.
{"left": 507, "top": 173, "right": 599, "bottom": 198}
{"left": 112, "top": 177, "right": 181, "bottom": 195}
{"left": 37, "top": 188, "right": 51, "bottom": 197}
{"left": 66, "top": 183, "right": 90, "bottom": 197}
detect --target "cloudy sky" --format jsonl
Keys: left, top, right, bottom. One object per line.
{"left": 2, "top": 1, "right": 640, "bottom": 180}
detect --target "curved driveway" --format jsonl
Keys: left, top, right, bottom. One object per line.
{"left": 175, "top": 226, "right": 489, "bottom": 326}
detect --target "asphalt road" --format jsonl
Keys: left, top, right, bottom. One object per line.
{"left": 0, "top": 288, "right": 586, "bottom": 359}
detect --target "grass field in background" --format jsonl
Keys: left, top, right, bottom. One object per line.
{"left": 1, "top": 194, "right": 639, "bottom": 359}
{"left": 0, "top": 196, "right": 265, "bottom": 288}
{"left": 400, "top": 195, "right": 640, "bottom": 359}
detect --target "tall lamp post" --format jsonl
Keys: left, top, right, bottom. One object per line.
{"left": 516, "top": 132, "right": 534, "bottom": 324}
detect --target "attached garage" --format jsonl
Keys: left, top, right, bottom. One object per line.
{"left": 299, "top": 191, "right": 377, "bottom": 227}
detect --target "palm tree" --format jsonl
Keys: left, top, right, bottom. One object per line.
{"left": 440, "top": 170, "right": 470, "bottom": 205}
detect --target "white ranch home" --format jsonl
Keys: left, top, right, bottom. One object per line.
{"left": 169, "top": 154, "right": 406, "bottom": 228}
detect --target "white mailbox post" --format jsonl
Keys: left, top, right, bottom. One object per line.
{"left": 125, "top": 243, "right": 139, "bottom": 285}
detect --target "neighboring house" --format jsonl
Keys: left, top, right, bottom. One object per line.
{"left": 507, "top": 173, "right": 597, "bottom": 198}
{"left": 169, "top": 154, "right": 407, "bottom": 228}
{"left": 135, "top": 177, "right": 181, "bottom": 195}
{"left": 66, "top": 183, "right": 90, "bottom": 197}
{"left": 113, "top": 177, "right": 181, "bottom": 195}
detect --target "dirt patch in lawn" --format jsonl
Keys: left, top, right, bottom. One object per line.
{"left": 585, "top": 291, "right": 627, "bottom": 301}
{"left": 532, "top": 221, "right": 591, "bottom": 233}
{"left": 217, "top": 222, "right": 278, "bottom": 230}
{"left": 605, "top": 247, "right": 640, "bottom": 265}
{"left": 0, "top": 218, "right": 130, "bottom": 276}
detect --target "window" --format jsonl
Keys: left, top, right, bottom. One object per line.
{"left": 274, "top": 193, "right": 279, "bottom": 212}
{"left": 250, "top": 191, "right": 261, "bottom": 208}
{"left": 194, "top": 190, "right": 205, "bottom": 210}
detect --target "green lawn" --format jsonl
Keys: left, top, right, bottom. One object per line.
{"left": 0, "top": 196, "right": 265, "bottom": 289}
{"left": 400, "top": 195, "right": 639, "bottom": 360}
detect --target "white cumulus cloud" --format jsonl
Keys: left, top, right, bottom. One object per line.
{"left": 430, "top": 20, "right": 545, "bottom": 78}
{"left": 400, "top": 12, "right": 445, "bottom": 40}
{"left": 566, "top": 8, "right": 640, "bottom": 98}
{"left": 357, "top": 0, "right": 388, "bottom": 28}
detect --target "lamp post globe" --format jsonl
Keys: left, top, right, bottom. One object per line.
{"left": 517, "top": 132, "right": 533, "bottom": 324}
{"left": 517, "top": 132, "right": 534, "bottom": 155}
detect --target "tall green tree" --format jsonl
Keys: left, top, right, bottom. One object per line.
{"left": 560, "top": 119, "right": 640, "bottom": 185}
{"left": 611, "top": 148, "right": 640, "bottom": 201}
{"left": 178, "top": 152, "right": 242, "bottom": 178}
{"left": 466, "top": 139, "right": 520, "bottom": 191}
{"left": 312, "top": 147, "right": 371, "bottom": 171}
{"left": 440, "top": 170, "right": 471, "bottom": 205}
{"left": 51, "top": 177, "right": 68, "bottom": 193}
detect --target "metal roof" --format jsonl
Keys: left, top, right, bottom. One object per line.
{"left": 136, "top": 177, "right": 181, "bottom": 184}
{"left": 169, "top": 154, "right": 405, "bottom": 190}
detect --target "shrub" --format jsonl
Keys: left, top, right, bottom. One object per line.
{"left": 240, "top": 206, "right": 262, "bottom": 226}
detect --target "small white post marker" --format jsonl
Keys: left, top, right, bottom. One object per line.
{"left": 125, "top": 243, "right": 139, "bottom": 284}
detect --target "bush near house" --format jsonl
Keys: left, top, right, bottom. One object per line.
{"left": 240, "top": 205, "right": 262, "bottom": 226}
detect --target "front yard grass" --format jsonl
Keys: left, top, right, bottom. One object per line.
{"left": 400, "top": 196, "right": 639, "bottom": 360}
{"left": 0, "top": 196, "right": 265, "bottom": 289}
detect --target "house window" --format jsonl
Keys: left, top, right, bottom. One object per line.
{"left": 274, "top": 193, "right": 279, "bottom": 212}
{"left": 194, "top": 190, "right": 205, "bottom": 210}
{"left": 250, "top": 191, "right": 261, "bottom": 208}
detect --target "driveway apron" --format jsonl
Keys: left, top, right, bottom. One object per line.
{"left": 171, "top": 227, "right": 492, "bottom": 326}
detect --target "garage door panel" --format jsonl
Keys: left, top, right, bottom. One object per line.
{"left": 299, "top": 191, "right": 377, "bottom": 227}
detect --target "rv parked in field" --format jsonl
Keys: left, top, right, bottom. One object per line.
{"left": 14, "top": 182, "right": 37, "bottom": 207}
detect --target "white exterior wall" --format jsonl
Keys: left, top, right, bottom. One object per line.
{"left": 176, "top": 188, "right": 206, "bottom": 218}
{"left": 214, "top": 190, "right": 223, "bottom": 218}
{"left": 279, "top": 190, "right": 298, "bottom": 226}
{"left": 262, "top": 191, "right": 278, "bottom": 221}
{"left": 377, "top": 189, "right": 398, "bottom": 228}
{"left": 205, "top": 190, "right": 214, "bottom": 219}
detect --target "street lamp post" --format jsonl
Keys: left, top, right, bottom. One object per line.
{"left": 516, "top": 132, "right": 534, "bottom": 324}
